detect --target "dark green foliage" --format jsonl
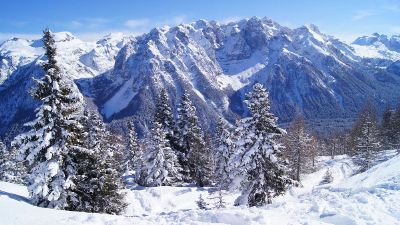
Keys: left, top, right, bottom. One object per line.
{"left": 70, "top": 110, "right": 126, "bottom": 214}
{"left": 177, "top": 91, "right": 213, "bottom": 186}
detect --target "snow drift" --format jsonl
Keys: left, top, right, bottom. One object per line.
{"left": 1, "top": 152, "right": 399, "bottom": 225}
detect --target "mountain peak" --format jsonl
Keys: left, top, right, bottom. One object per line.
{"left": 304, "top": 24, "right": 321, "bottom": 33}
{"left": 52, "top": 31, "right": 78, "bottom": 42}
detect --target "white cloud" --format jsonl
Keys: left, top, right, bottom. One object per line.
{"left": 156, "top": 15, "right": 187, "bottom": 27}
{"left": 60, "top": 18, "right": 111, "bottom": 30}
{"left": 124, "top": 18, "right": 150, "bottom": 29}
{"left": 0, "top": 15, "right": 189, "bottom": 43}
{"left": 221, "top": 16, "right": 242, "bottom": 24}
{"left": 122, "top": 15, "right": 186, "bottom": 33}
{"left": 85, "top": 18, "right": 111, "bottom": 29}
{"left": 68, "top": 20, "right": 83, "bottom": 29}
{"left": 352, "top": 10, "right": 378, "bottom": 21}
{"left": 170, "top": 15, "right": 186, "bottom": 25}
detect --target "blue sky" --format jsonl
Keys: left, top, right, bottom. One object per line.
{"left": 0, "top": 0, "right": 399, "bottom": 43}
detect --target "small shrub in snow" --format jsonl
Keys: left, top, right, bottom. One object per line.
{"left": 196, "top": 194, "right": 208, "bottom": 210}
{"left": 320, "top": 169, "right": 333, "bottom": 185}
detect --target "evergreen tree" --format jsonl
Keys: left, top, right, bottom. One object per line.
{"left": 12, "top": 29, "right": 86, "bottom": 209}
{"left": 208, "top": 188, "right": 226, "bottom": 209}
{"left": 282, "top": 115, "right": 314, "bottom": 182}
{"left": 126, "top": 121, "right": 140, "bottom": 172}
{"left": 177, "top": 91, "right": 212, "bottom": 186}
{"left": 214, "top": 117, "right": 234, "bottom": 187}
{"left": 155, "top": 89, "right": 175, "bottom": 134}
{"left": 0, "top": 141, "right": 26, "bottom": 184}
{"left": 229, "top": 83, "right": 293, "bottom": 207}
{"left": 381, "top": 106, "right": 396, "bottom": 149}
{"left": 0, "top": 141, "right": 25, "bottom": 183}
{"left": 320, "top": 169, "right": 333, "bottom": 185}
{"left": 138, "top": 121, "right": 182, "bottom": 186}
{"left": 71, "top": 110, "right": 126, "bottom": 214}
{"left": 351, "top": 102, "right": 382, "bottom": 172}
{"left": 215, "top": 189, "right": 226, "bottom": 209}
{"left": 196, "top": 194, "right": 208, "bottom": 210}
{"left": 309, "top": 135, "right": 319, "bottom": 170}
{"left": 0, "top": 141, "right": 11, "bottom": 181}
{"left": 393, "top": 103, "right": 400, "bottom": 153}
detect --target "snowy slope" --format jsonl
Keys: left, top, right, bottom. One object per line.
{"left": 1, "top": 152, "right": 399, "bottom": 225}
{"left": 351, "top": 33, "right": 400, "bottom": 61}
{"left": 0, "top": 31, "right": 133, "bottom": 84}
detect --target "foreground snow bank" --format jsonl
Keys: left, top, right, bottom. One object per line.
{"left": 1, "top": 153, "right": 399, "bottom": 225}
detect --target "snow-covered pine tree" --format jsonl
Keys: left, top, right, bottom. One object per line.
{"left": 0, "top": 141, "right": 13, "bottom": 182}
{"left": 381, "top": 106, "right": 397, "bottom": 150}
{"left": 214, "top": 117, "right": 235, "bottom": 188}
{"left": 71, "top": 110, "right": 126, "bottom": 214}
{"left": 138, "top": 121, "right": 182, "bottom": 186}
{"left": 12, "top": 29, "right": 87, "bottom": 209}
{"left": 208, "top": 188, "right": 227, "bottom": 209}
{"left": 320, "top": 169, "right": 333, "bottom": 185}
{"left": 309, "top": 135, "right": 319, "bottom": 170}
{"left": 177, "top": 91, "right": 212, "bottom": 186}
{"left": 0, "top": 142, "right": 26, "bottom": 184}
{"left": 196, "top": 194, "right": 208, "bottom": 210}
{"left": 392, "top": 103, "right": 400, "bottom": 153}
{"left": 351, "top": 101, "right": 382, "bottom": 172}
{"left": 229, "top": 83, "right": 293, "bottom": 207}
{"left": 282, "top": 115, "right": 314, "bottom": 182}
{"left": 154, "top": 89, "right": 184, "bottom": 170}
{"left": 155, "top": 89, "right": 175, "bottom": 135}
{"left": 215, "top": 189, "right": 226, "bottom": 209}
{"left": 126, "top": 121, "right": 140, "bottom": 172}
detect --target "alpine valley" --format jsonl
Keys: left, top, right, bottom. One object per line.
{"left": 1, "top": 17, "right": 400, "bottom": 140}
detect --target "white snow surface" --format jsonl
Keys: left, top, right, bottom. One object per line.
{"left": 1, "top": 151, "right": 399, "bottom": 225}
{"left": 351, "top": 43, "right": 400, "bottom": 61}
{"left": 0, "top": 32, "right": 132, "bottom": 84}
{"left": 102, "top": 77, "right": 138, "bottom": 118}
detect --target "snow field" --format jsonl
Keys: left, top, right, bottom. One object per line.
{"left": 1, "top": 152, "right": 399, "bottom": 225}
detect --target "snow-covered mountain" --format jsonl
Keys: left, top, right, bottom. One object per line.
{"left": 0, "top": 32, "right": 133, "bottom": 138}
{"left": 82, "top": 17, "right": 400, "bottom": 135}
{"left": 1, "top": 17, "right": 400, "bottom": 138}
{"left": 351, "top": 33, "right": 400, "bottom": 61}
{"left": 0, "top": 32, "right": 132, "bottom": 84}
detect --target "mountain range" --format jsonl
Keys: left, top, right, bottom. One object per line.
{"left": 1, "top": 17, "right": 400, "bottom": 139}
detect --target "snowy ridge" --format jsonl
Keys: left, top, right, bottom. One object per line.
{"left": 351, "top": 33, "right": 400, "bottom": 61}
{"left": 90, "top": 17, "right": 400, "bottom": 137}
{"left": 1, "top": 152, "right": 399, "bottom": 224}
{"left": 0, "top": 32, "right": 133, "bottom": 84}
{"left": 2, "top": 17, "right": 400, "bottom": 138}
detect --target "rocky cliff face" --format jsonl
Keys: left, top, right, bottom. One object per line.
{"left": 1, "top": 17, "right": 400, "bottom": 139}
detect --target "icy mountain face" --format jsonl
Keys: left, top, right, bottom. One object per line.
{"left": 84, "top": 17, "right": 400, "bottom": 136}
{"left": 0, "top": 32, "right": 132, "bottom": 139}
{"left": 2, "top": 18, "right": 400, "bottom": 138}
{"left": 351, "top": 33, "right": 400, "bottom": 61}
{"left": 0, "top": 32, "right": 133, "bottom": 84}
